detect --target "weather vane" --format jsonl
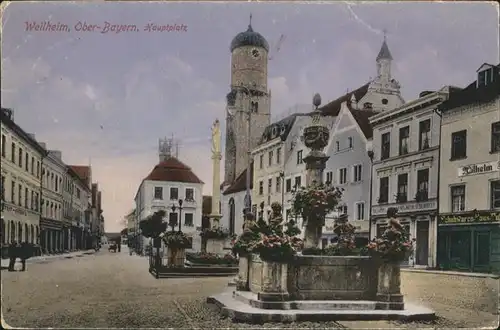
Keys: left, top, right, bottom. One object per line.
{"left": 249, "top": 13, "right": 252, "bottom": 27}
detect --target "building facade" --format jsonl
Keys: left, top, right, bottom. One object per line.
{"left": 323, "top": 101, "right": 377, "bottom": 243}
{"left": 67, "top": 166, "right": 91, "bottom": 250}
{"left": 1, "top": 108, "right": 45, "bottom": 255}
{"left": 437, "top": 63, "right": 500, "bottom": 274}
{"left": 40, "top": 149, "right": 66, "bottom": 253}
{"left": 135, "top": 148, "right": 204, "bottom": 252}
{"left": 91, "top": 183, "right": 103, "bottom": 248}
{"left": 369, "top": 87, "right": 458, "bottom": 268}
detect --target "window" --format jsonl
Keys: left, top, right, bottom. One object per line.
{"left": 18, "top": 184, "right": 22, "bottom": 205}
{"left": 258, "top": 181, "right": 263, "bottom": 195}
{"left": 326, "top": 171, "right": 333, "bottom": 184}
{"left": 170, "top": 187, "right": 178, "bottom": 200}
{"left": 399, "top": 126, "right": 410, "bottom": 155}
{"left": 11, "top": 180, "right": 15, "bottom": 202}
{"left": 382, "top": 98, "right": 388, "bottom": 105}
{"left": 338, "top": 204, "right": 348, "bottom": 215}
{"left": 185, "top": 188, "right": 194, "bottom": 201}
{"left": 24, "top": 187, "right": 28, "bottom": 208}
{"left": 55, "top": 176, "right": 58, "bottom": 192}
{"left": 76, "top": 188, "right": 81, "bottom": 199}
{"left": 491, "top": 180, "right": 500, "bottom": 209}
{"left": 11, "top": 142, "right": 15, "bottom": 162}
{"left": 491, "top": 122, "right": 500, "bottom": 153}
{"left": 268, "top": 151, "right": 273, "bottom": 166}
{"left": 0, "top": 175, "right": 4, "bottom": 201}
{"left": 31, "top": 157, "right": 34, "bottom": 174}
{"left": 184, "top": 213, "right": 194, "bottom": 227}
{"left": 451, "top": 130, "right": 467, "bottom": 160}
{"left": 25, "top": 152, "right": 29, "bottom": 171}
{"left": 477, "top": 69, "right": 493, "bottom": 87}
{"left": 31, "top": 191, "right": 34, "bottom": 210}
{"left": 259, "top": 155, "right": 264, "bottom": 169}
{"left": 451, "top": 185, "right": 465, "bottom": 212}
{"left": 294, "top": 176, "right": 301, "bottom": 189}
{"left": 268, "top": 178, "right": 272, "bottom": 193}
{"left": 154, "top": 187, "right": 163, "bottom": 199}
{"left": 276, "top": 148, "right": 281, "bottom": 164}
{"left": 18, "top": 147, "right": 22, "bottom": 167}
{"left": 474, "top": 231, "right": 490, "bottom": 265}
{"left": 296, "top": 150, "right": 303, "bottom": 165}
{"left": 353, "top": 165, "right": 362, "bottom": 182}
{"left": 419, "top": 119, "right": 431, "bottom": 150}
{"left": 356, "top": 202, "right": 365, "bottom": 220}
{"left": 168, "top": 212, "right": 178, "bottom": 228}
{"left": 228, "top": 198, "right": 235, "bottom": 234}
{"left": 416, "top": 169, "right": 429, "bottom": 201}
{"left": 36, "top": 161, "right": 40, "bottom": 178}
{"left": 381, "top": 132, "right": 390, "bottom": 160}
{"left": 348, "top": 137, "right": 353, "bottom": 148}
{"left": 379, "top": 177, "right": 389, "bottom": 204}
{"left": 397, "top": 173, "right": 408, "bottom": 202}
{"left": 339, "top": 168, "right": 347, "bottom": 185}
{"left": 286, "top": 179, "right": 292, "bottom": 192}
{"left": 275, "top": 176, "right": 281, "bottom": 193}
{"left": 336, "top": 141, "right": 340, "bottom": 151}
{"left": 1, "top": 134, "right": 5, "bottom": 157}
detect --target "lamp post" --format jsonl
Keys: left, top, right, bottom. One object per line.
{"left": 171, "top": 199, "right": 184, "bottom": 232}
{"left": 279, "top": 171, "right": 285, "bottom": 214}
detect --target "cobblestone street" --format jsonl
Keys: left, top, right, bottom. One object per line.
{"left": 1, "top": 247, "right": 498, "bottom": 328}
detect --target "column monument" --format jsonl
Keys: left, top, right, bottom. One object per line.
{"left": 302, "top": 93, "right": 330, "bottom": 249}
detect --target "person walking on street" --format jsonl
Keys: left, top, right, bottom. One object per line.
{"left": 7, "top": 241, "right": 17, "bottom": 271}
{"left": 19, "top": 242, "right": 32, "bottom": 271}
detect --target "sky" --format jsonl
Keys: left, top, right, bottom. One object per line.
{"left": 1, "top": 1, "right": 499, "bottom": 233}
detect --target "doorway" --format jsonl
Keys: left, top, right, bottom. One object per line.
{"left": 416, "top": 221, "right": 429, "bottom": 266}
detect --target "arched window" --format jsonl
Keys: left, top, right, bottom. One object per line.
{"left": 24, "top": 223, "right": 29, "bottom": 242}
{"left": 1, "top": 219, "right": 5, "bottom": 244}
{"left": 250, "top": 101, "right": 259, "bottom": 113}
{"left": 229, "top": 198, "right": 236, "bottom": 234}
{"left": 18, "top": 222, "right": 23, "bottom": 242}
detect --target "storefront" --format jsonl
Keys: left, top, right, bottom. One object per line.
{"left": 437, "top": 211, "right": 500, "bottom": 274}
{"left": 40, "top": 217, "right": 64, "bottom": 254}
{"left": 371, "top": 199, "right": 438, "bottom": 268}
{"left": 3, "top": 202, "right": 40, "bottom": 245}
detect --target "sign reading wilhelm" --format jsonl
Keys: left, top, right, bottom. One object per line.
{"left": 458, "top": 161, "right": 500, "bottom": 177}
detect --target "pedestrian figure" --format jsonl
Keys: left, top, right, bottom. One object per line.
{"left": 19, "top": 242, "right": 32, "bottom": 271}
{"left": 7, "top": 241, "right": 17, "bottom": 271}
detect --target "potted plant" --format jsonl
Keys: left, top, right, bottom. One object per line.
{"left": 162, "top": 231, "right": 191, "bottom": 267}
{"left": 199, "top": 227, "right": 230, "bottom": 240}
{"left": 231, "top": 230, "right": 260, "bottom": 291}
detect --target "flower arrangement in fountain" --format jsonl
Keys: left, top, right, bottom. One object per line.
{"left": 186, "top": 252, "right": 238, "bottom": 265}
{"left": 251, "top": 233, "right": 303, "bottom": 263}
{"left": 231, "top": 230, "right": 260, "bottom": 256}
{"left": 200, "top": 227, "right": 231, "bottom": 239}
{"left": 291, "top": 183, "right": 343, "bottom": 224}
{"left": 162, "top": 231, "right": 191, "bottom": 249}
{"left": 366, "top": 207, "right": 415, "bottom": 263}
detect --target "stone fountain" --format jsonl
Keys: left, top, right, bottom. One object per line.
{"left": 207, "top": 95, "right": 436, "bottom": 323}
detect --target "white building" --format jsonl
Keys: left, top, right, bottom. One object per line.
{"left": 39, "top": 149, "right": 66, "bottom": 253}
{"left": 437, "top": 63, "right": 500, "bottom": 274}
{"left": 1, "top": 108, "right": 45, "bottom": 249}
{"left": 135, "top": 141, "right": 204, "bottom": 252}
{"left": 369, "top": 86, "right": 458, "bottom": 268}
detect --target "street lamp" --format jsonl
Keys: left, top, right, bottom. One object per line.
{"left": 171, "top": 199, "right": 184, "bottom": 232}
{"left": 279, "top": 171, "right": 285, "bottom": 213}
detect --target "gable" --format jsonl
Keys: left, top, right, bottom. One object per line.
{"left": 476, "top": 63, "right": 494, "bottom": 72}
{"left": 336, "top": 111, "right": 355, "bottom": 131}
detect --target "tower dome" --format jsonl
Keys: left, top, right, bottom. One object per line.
{"left": 230, "top": 16, "right": 269, "bottom": 52}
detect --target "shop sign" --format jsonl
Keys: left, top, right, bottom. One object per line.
{"left": 323, "top": 219, "right": 369, "bottom": 233}
{"left": 372, "top": 199, "right": 437, "bottom": 216}
{"left": 458, "top": 161, "right": 500, "bottom": 177}
{"left": 439, "top": 212, "right": 500, "bottom": 225}
{"left": 3, "top": 204, "right": 28, "bottom": 217}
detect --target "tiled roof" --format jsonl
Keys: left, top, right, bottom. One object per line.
{"left": 320, "top": 84, "right": 370, "bottom": 117}
{"left": 223, "top": 162, "right": 254, "bottom": 195}
{"left": 69, "top": 165, "right": 91, "bottom": 186}
{"left": 144, "top": 157, "right": 204, "bottom": 184}
{"left": 349, "top": 108, "right": 379, "bottom": 139}
{"left": 259, "top": 114, "right": 300, "bottom": 145}
{"left": 439, "top": 65, "right": 500, "bottom": 112}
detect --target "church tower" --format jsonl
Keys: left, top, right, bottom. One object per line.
{"left": 365, "top": 32, "right": 404, "bottom": 112}
{"left": 224, "top": 16, "right": 271, "bottom": 185}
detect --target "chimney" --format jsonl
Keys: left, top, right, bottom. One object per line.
{"left": 1, "top": 108, "right": 14, "bottom": 120}
{"left": 39, "top": 142, "right": 47, "bottom": 149}
{"left": 28, "top": 133, "right": 36, "bottom": 140}
{"left": 49, "top": 150, "right": 62, "bottom": 159}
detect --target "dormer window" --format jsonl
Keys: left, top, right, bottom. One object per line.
{"left": 477, "top": 64, "right": 497, "bottom": 88}
{"left": 363, "top": 102, "right": 373, "bottom": 109}
{"left": 251, "top": 101, "right": 259, "bottom": 113}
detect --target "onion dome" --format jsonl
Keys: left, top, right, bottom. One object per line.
{"left": 230, "top": 15, "right": 269, "bottom": 52}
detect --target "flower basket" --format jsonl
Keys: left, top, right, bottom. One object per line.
{"left": 200, "top": 227, "right": 230, "bottom": 240}
{"left": 366, "top": 226, "right": 414, "bottom": 263}
{"left": 291, "top": 183, "right": 343, "bottom": 225}
{"left": 251, "top": 234, "right": 303, "bottom": 263}
{"left": 162, "top": 231, "right": 191, "bottom": 249}
{"left": 231, "top": 230, "right": 260, "bottom": 256}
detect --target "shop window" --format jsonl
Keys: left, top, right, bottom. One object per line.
{"left": 474, "top": 231, "right": 490, "bottom": 266}
{"left": 449, "top": 231, "right": 471, "bottom": 270}
{"left": 451, "top": 185, "right": 465, "bottom": 212}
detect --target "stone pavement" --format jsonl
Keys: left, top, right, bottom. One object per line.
{"left": 1, "top": 249, "right": 97, "bottom": 269}
{"left": 1, "top": 247, "right": 498, "bottom": 328}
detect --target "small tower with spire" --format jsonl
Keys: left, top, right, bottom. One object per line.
{"left": 376, "top": 29, "right": 393, "bottom": 80}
